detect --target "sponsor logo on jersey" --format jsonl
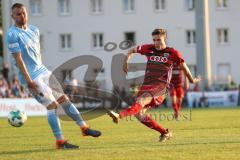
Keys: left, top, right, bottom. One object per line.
{"left": 149, "top": 56, "right": 168, "bottom": 63}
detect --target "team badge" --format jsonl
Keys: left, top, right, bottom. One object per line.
{"left": 163, "top": 53, "right": 169, "bottom": 58}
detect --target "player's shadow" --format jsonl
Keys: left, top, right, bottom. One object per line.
{"left": 0, "top": 148, "right": 56, "bottom": 156}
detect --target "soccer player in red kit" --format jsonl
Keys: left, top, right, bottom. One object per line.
{"left": 108, "top": 28, "right": 201, "bottom": 142}
{"left": 170, "top": 62, "right": 189, "bottom": 119}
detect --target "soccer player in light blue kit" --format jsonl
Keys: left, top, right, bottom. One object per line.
{"left": 6, "top": 3, "right": 101, "bottom": 149}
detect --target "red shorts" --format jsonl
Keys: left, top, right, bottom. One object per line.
{"left": 170, "top": 86, "right": 184, "bottom": 98}
{"left": 137, "top": 84, "right": 166, "bottom": 108}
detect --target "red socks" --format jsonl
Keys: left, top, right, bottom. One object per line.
{"left": 172, "top": 103, "right": 178, "bottom": 114}
{"left": 119, "top": 103, "right": 167, "bottom": 134}
{"left": 177, "top": 103, "right": 181, "bottom": 110}
{"left": 119, "top": 103, "right": 142, "bottom": 118}
{"left": 137, "top": 115, "right": 167, "bottom": 134}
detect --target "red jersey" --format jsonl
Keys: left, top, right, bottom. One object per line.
{"left": 136, "top": 44, "right": 184, "bottom": 86}
{"left": 170, "top": 63, "right": 183, "bottom": 87}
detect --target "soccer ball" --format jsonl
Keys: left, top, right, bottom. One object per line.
{"left": 8, "top": 110, "right": 27, "bottom": 127}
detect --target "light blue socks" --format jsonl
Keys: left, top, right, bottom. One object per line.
{"left": 47, "top": 109, "right": 63, "bottom": 140}
{"left": 61, "top": 101, "right": 87, "bottom": 127}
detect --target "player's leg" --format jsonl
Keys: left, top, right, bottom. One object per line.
{"left": 108, "top": 84, "right": 167, "bottom": 123}
{"left": 31, "top": 73, "right": 78, "bottom": 149}
{"left": 56, "top": 95, "right": 101, "bottom": 137}
{"left": 135, "top": 108, "right": 167, "bottom": 134}
{"left": 176, "top": 86, "right": 184, "bottom": 112}
{"left": 120, "top": 92, "right": 152, "bottom": 118}
{"left": 56, "top": 95, "right": 87, "bottom": 127}
{"left": 135, "top": 113, "right": 172, "bottom": 142}
{"left": 171, "top": 88, "right": 179, "bottom": 118}
{"left": 48, "top": 72, "right": 101, "bottom": 137}
{"left": 46, "top": 102, "right": 79, "bottom": 149}
{"left": 135, "top": 93, "right": 172, "bottom": 142}
{"left": 176, "top": 97, "right": 183, "bottom": 113}
{"left": 46, "top": 102, "right": 63, "bottom": 141}
{"left": 107, "top": 92, "right": 153, "bottom": 123}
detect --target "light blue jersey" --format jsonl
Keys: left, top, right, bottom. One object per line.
{"left": 6, "top": 25, "right": 47, "bottom": 84}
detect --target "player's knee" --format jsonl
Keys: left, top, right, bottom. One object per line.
{"left": 135, "top": 109, "right": 147, "bottom": 121}
{"left": 172, "top": 96, "right": 177, "bottom": 102}
{"left": 47, "top": 101, "right": 58, "bottom": 110}
{"left": 136, "top": 95, "right": 152, "bottom": 106}
{"left": 135, "top": 112, "right": 144, "bottom": 120}
{"left": 178, "top": 98, "right": 183, "bottom": 104}
{"left": 57, "top": 95, "right": 69, "bottom": 104}
{"left": 136, "top": 99, "right": 146, "bottom": 107}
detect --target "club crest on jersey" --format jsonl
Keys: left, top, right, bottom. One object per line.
{"left": 163, "top": 53, "right": 170, "bottom": 58}
{"left": 149, "top": 56, "right": 168, "bottom": 63}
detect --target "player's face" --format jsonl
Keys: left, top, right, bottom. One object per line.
{"left": 11, "top": 7, "right": 28, "bottom": 27}
{"left": 152, "top": 35, "right": 166, "bottom": 50}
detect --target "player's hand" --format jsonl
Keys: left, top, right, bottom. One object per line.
{"left": 193, "top": 75, "right": 201, "bottom": 84}
{"left": 27, "top": 81, "right": 40, "bottom": 95}
{"left": 123, "top": 62, "right": 128, "bottom": 74}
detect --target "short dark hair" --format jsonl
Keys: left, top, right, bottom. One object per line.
{"left": 152, "top": 28, "right": 167, "bottom": 37}
{"left": 11, "top": 3, "right": 25, "bottom": 10}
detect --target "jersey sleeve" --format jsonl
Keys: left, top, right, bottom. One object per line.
{"left": 136, "top": 44, "right": 153, "bottom": 55}
{"left": 172, "top": 48, "right": 185, "bottom": 64}
{"left": 32, "top": 25, "right": 40, "bottom": 37}
{"left": 7, "top": 31, "right": 21, "bottom": 54}
{"left": 28, "top": 25, "right": 40, "bottom": 38}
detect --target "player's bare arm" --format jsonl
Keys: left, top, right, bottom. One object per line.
{"left": 13, "top": 53, "right": 39, "bottom": 94}
{"left": 184, "top": 76, "right": 189, "bottom": 91}
{"left": 180, "top": 62, "right": 201, "bottom": 84}
{"left": 123, "top": 47, "right": 137, "bottom": 74}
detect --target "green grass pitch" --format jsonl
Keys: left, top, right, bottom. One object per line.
{"left": 0, "top": 107, "right": 240, "bottom": 160}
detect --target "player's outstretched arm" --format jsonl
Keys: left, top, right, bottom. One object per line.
{"left": 181, "top": 62, "right": 201, "bottom": 84}
{"left": 123, "top": 47, "right": 137, "bottom": 74}
{"left": 13, "top": 53, "right": 40, "bottom": 94}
